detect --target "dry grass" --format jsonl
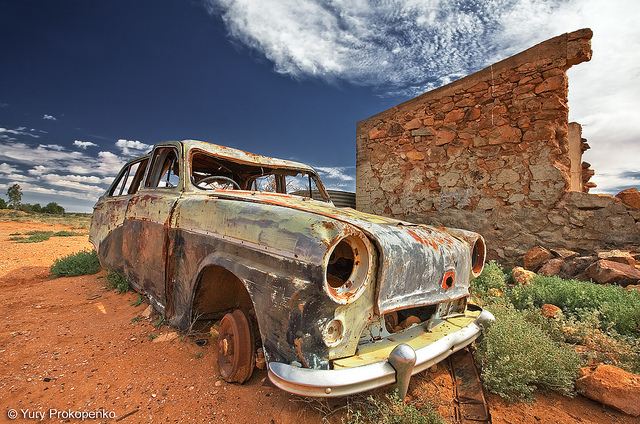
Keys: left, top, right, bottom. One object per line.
{"left": 0, "top": 209, "right": 92, "bottom": 229}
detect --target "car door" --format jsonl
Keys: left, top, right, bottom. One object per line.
{"left": 90, "top": 158, "right": 148, "bottom": 270}
{"left": 123, "top": 143, "right": 183, "bottom": 309}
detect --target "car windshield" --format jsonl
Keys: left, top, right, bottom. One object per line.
{"left": 190, "top": 151, "right": 330, "bottom": 202}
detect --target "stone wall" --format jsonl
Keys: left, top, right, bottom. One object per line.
{"left": 356, "top": 28, "right": 640, "bottom": 265}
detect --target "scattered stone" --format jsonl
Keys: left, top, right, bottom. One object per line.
{"left": 538, "top": 258, "right": 564, "bottom": 276}
{"left": 255, "top": 348, "right": 266, "bottom": 370}
{"left": 210, "top": 324, "right": 220, "bottom": 340}
{"left": 576, "top": 364, "right": 640, "bottom": 416}
{"left": 550, "top": 248, "right": 579, "bottom": 259}
{"left": 540, "top": 304, "right": 562, "bottom": 319}
{"left": 141, "top": 305, "right": 153, "bottom": 320}
{"left": 616, "top": 187, "right": 640, "bottom": 209}
{"left": 152, "top": 332, "right": 178, "bottom": 343}
{"left": 524, "top": 246, "right": 553, "bottom": 271}
{"left": 511, "top": 266, "right": 536, "bottom": 285}
{"left": 596, "top": 250, "right": 636, "bottom": 266}
{"left": 215, "top": 380, "right": 224, "bottom": 387}
{"left": 583, "top": 259, "right": 640, "bottom": 286}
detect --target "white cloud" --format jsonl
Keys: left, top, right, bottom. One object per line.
{"left": 28, "top": 165, "right": 49, "bottom": 176}
{"left": 38, "top": 144, "right": 65, "bottom": 151}
{"left": 116, "top": 139, "right": 151, "bottom": 156}
{"left": 0, "top": 126, "right": 40, "bottom": 138}
{"left": 0, "top": 163, "right": 19, "bottom": 174}
{"left": 42, "top": 114, "right": 57, "bottom": 121}
{"left": 208, "top": 0, "right": 640, "bottom": 193}
{"left": 315, "top": 166, "right": 355, "bottom": 182}
{"left": 73, "top": 140, "right": 98, "bottom": 149}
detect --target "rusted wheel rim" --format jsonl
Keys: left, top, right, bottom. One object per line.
{"left": 217, "top": 309, "right": 255, "bottom": 383}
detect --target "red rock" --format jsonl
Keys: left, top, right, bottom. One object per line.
{"left": 404, "top": 118, "right": 422, "bottom": 130}
{"left": 434, "top": 129, "right": 456, "bottom": 146}
{"left": 524, "top": 246, "right": 553, "bottom": 271}
{"left": 584, "top": 259, "right": 640, "bottom": 286}
{"left": 534, "top": 74, "right": 566, "bottom": 94}
{"left": 538, "top": 258, "right": 564, "bottom": 276}
{"left": 444, "top": 109, "right": 465, "bottom": 123}
{"left": 405, "top": 150, "right": 425, "bottom": 161}
{"left": 540, "top": 304, "right": 562, "bottom": 318}
{"left": 576, "top": 364, "right": 640, "bottom": 416}
{"left": 596, "top": 250, "right": 636, "bottom": 266}
{"left": 550, "top": 248, "right": 578, "bottom": 259}
{"left": 512, "top": 266, "right": 535, "bottom": 285}
{"left": 615, "top": 188, "right": 640, "bottom": 209}
{"left": 368, "top": 127, "right": 387, "bottom": 139}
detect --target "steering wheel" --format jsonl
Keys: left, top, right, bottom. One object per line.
{"left": 195, "top": 175, "right": 241, "bottom": 190}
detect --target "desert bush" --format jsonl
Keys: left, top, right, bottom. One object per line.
{"left": 344, "top": 393, "right": 444, "bottom": 424}
{"left": 106, "top": 271, "right": 130, "bottom": 293}
{"left": 476, "top": 304, "right": 582, "bottom": 401}
{"left": 50, "top": 250, "right": 101, "bottom": 277}
{"left": 509, "top": 275, "right": 640, "bottom": 336}
{"left": 53, "top": 230, "right": 81, "bottom": 237}
{"left": 470, "top": 261, "right": 507, "bottom": 300}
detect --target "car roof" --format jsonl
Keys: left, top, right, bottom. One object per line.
{"left": 179, "top": 139, "right": 315, "bottom": 173}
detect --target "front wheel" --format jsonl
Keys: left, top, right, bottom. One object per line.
{"left": 217, "top": 309, "right": 255, "bottom": 383}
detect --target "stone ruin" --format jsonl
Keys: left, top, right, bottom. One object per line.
{"left": 356, "top": 28, "right": 640, "bottom": 270}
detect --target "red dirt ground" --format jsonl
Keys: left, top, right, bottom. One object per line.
{"left": 0, "top": 221, "right": 635, "bottom": 423}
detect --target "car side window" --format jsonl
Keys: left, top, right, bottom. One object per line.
{"left": 108, "top": 159, "right": 149, "bottom": 197}
{"left": 145, "top": 147, "right": 180, "bottom": 189}
{"left": 251, "top": 174, "right": 277, "bottom": 192}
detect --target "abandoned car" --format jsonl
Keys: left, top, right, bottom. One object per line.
{"left": 89, "top": 140, "right": 494, "bottom": 397}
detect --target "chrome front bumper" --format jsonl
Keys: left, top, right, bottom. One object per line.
{"left": 268, "top": 309, "right": 495, "bottom": 397}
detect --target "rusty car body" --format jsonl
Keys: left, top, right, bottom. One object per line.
{"left": 89, "top": 140, "right": 494, "bottom": 397}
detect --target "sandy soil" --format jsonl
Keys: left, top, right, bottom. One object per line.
{"left": 0, "top": 221, "right": 635, "bottom": 423}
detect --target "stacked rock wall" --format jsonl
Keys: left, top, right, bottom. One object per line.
{"left": 356, "top": 29, "right": 640, "bottom": 265}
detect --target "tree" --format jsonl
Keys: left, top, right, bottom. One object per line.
{"left": 0, "top": 198, "right": 6, "bottom": 209}
{"left": 42, "top": 202, "right": 65, "bottom": 215}
{"left": 7, "top": 184, "right": 22, "bottom": 209}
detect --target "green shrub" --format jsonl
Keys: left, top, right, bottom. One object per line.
{"left": 50, "top": 250, "right": 101, "bottom": 277}
{"left": 16, "top": 231, "right": 54, "bottom": 243}
{"left": 476, "top": 305, "right": 582, "bottom": 401}
{"left": 53, "top": 230, "right": 81, "bottom": 237}
{"left": 471, "top": 261, "right": 507, "bottom": 301}
{"left": 344, "top": 393, "right": 444, "bottom": 424}
{"left": 509, "top": 275, "right": 640, "bottom": 336}
{"left": 106, "top": 271, "right": 130, "bottom": 293}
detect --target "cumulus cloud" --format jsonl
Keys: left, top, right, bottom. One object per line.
{"left": 116, "top": 139, "right": 151, "bottom": 156}
{"left": 208, "top": 0, "right": 639, "bottom": 193}
{"left": 73, "top": 140, "right": 98, "bottom": 149}
{"left": 42, "top": 114, "right": 57, "bottom": 121}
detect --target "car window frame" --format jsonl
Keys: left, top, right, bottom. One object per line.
{"left": 106, "top": 157, "right": 150, "bottom": 198}
{"left": 141, "top": 144, "right": 183, "bottom": 192}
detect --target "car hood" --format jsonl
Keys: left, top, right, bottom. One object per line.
{"left": 208, "top": 191, "right": 481, "bottom": 314}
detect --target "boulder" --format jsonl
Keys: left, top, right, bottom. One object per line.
{"left": 524, "top": 246, "right": 552, "bottom": 271}
{"left": 512, "top": 266, "right": 536, "bottom": 285}
{"left": 538, "top": 258, "right": 564, "bottom": 276}
{"left": 540, "top": 304, "right": 562, "bottom": 318}
{"left": 550, "top": 248, "right": 579, "bottom": 259}
{"left": 583, "top": 259, "right": 640, "bottom": 286}
{"left": 596, "top": 250, "right": 636, "bottom": 266}
{"left": 626, "top": 284, "right": 640, "bottom": 293}
{"left": 576, "top": 364, "right": 640, "bottom": 416}
{"left": 616, "top": 187, "right": 640, "bottom": 209}
{"left": 561, "top": 256, "right": 596, "bottom": 278}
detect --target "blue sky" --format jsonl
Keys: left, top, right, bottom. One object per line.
{"left": 1, "top": 0, "right": 638, "bottom": 212}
